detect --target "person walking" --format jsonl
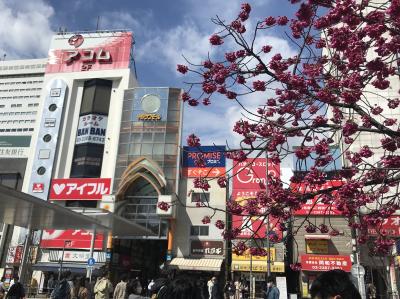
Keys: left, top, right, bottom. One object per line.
{"left": 72, "top": 277, "right": 89, "bottom": 299}
{"left": 0, "top": 277, "right": 6, "bottom": 299}
{"left": 207, "top": 277, "right": 214, "bottom": 299}
{"left": 47, "top": 274, "right": 56, "bottom": 295}
{"left": 147, "top": 279, "right": 155, "bottom": 297}
{"left": 51, "top": 271, "right": 71, "bottom": 299}
{"left": 5, "top": 275, "right": 25, "bottom": 299}
{"left": 224, "top": 281, "right": 235, "bottom": 299}
{"left": 234, "top": 279, "right": 241, "bottom": 299}
{"left": 263, "top": 277, "right": 279, "bottom": 299}
{"left": 113, "top": 275, "right": 128, "bottom": 299}
{"left": 211, "top": 277, "right": 221, "bottom": 299}
{"left": 94, "top": 271, "right": 113, "bottom": 299}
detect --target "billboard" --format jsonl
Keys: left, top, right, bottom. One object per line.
{"left": 231, "top": 158, "right": 282, "bottom": 239}
{"left": 76, "top": 114, "right": 108, "bottom": 145}
{"left": 367, "top": 215, "right": 400, "bottom": 237}
{"left": 190, "top": 241, "right": 224, "bottom": 256}
{"left": 49, "top": 178, "right": 111, "bottom": 200}
{"left": 301, "top": 254, "right": 351, "bottom": 272}
{"left": 291, "top": 180, "right": 343, "bottom": 216}
{"left": 46, "top": 32, "right": 132, "bottom": 73}
{"left": 0, "top": 136, "right": 31, "bottom": 158}
{"left": 40, "top": 229, "right": 104, "bottom": 250}
{"left": 232, "top": 158, "right": 280, "bottom": 190}
{"left": 182, "top": 146, "right": 226, "bottom": 178}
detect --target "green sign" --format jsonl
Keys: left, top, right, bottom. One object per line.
{"left": 0, "top": 136, "right": 31, "bottom": 147}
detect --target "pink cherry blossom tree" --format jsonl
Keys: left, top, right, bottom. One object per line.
{"left": 173, "top": 0, "right": 400, "bottom": 267}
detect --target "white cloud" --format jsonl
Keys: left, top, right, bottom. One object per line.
{"left": 0, "top": 0, "right": 54, "bottom": 59}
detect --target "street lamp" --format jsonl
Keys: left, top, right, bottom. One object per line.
{"left": 58, "top": 240, "right": 71, "bottom": 281}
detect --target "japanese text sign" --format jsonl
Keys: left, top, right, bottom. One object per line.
{"left": 368, "top": 215, "right": 400, "bottom": 237}
{"left": 232, "top": 248, "right": 275, "bottom": 262}
{"left": 306, "top": 239, "right": 329, "bottom": 254}
{"left": 190, "top": 241, "right": 224, "bottom": 256}
{"left": 291, "top": 180, "right": 343, "bottom": 216}
{"left": 183, "top": 146, "right": 226, "bottom": 178}
{"left": 40, "top": 229, "right": 104, "bottom": 250}
{"left": 50, "top": 178, "right": 111, "bottom": 200}
{"left": 301, "top": 254, "right": 352, "bottom": 272}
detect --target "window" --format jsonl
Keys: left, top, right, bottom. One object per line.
{"left": 190, "top": 225, "right": 209, "bottom": 236}
{"left": 191, "top": 192, "right": 210, "bottom": 203}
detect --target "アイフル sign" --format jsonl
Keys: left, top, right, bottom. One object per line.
{"left": 49, "top": 178, "right": 111, "bottom": 200}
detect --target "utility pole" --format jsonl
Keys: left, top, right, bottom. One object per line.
{"left": 265, "top": 151, "right": 271, "bottom": 278}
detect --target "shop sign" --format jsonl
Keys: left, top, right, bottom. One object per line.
{"left": 368, "top": 216, "right": 400, "bottom": 237}
{"left": 183, "top": 146, "right": 226, "bottom": 178}
{"left": 232, "top": 158, "right": 280, "bottom": 190}
{"left": 190, "top": 241, "right": 224, "bottom": 256}
{"left": 49, "top": 250, "right": 104, "bottom": 263}
{"left": 6, "top": 246, "right": 23, "bottom": 264}
{"left": 231, "top": 189, "right": 283, "bottom": 240}
{"left": 231, "top": 261, "right": 285, "bottom": 273}
{"left": 232, "top": 248, "right": 275, "bottom": 262}
{"left": 301, "top": 254, "right": 351, "bottom": 272}
{"left": 76, "top": 114, "right": 108, "bottom": 145}
{"left": 46, "top": 32, "right": 132, "bottom": 73}
{"left": 32, "top": 183, "right": 44, "bottom": 193}
{"left": 0, "top": 136, "right": 31, "bottom": 158}
{"left": 306, "top": 239, "right": 329, "bottom": 254}
{"left": 137, "top": 113, "right": 161, "bottom": 121}
{"left": 40, "top": 229, "right": 104, "bottom": 250}
{"left": 49, "top": 178, "right": 111, "bottom": 200}
{"left": 291, "top": 180, "right": 343, "bottom": 216}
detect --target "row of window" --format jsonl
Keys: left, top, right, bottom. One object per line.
{"left": 0, "top": 128, "right": 34, "bottom": 132}
{"left": 190, "top": 225, "right": 209, "bottom": 236}
{"left": 0, "top": 88, "right": 42, "bottom": 92}
{"left": 0, "top": 80, "right": 43, "bottom": 85}
{"left": 0, "top": 64, "right": 46, "bottom": 71}
{"left": 0, "top": 103, "right": 39, "bottom": 108}
{"left": 0, "top": 111, "right": 38, "bottom": 116}
{"left": 0, "top": 120, "right": 35, "bottom": 124}
{"left": 0, "top": 95, "right": 41, "bottom": 100}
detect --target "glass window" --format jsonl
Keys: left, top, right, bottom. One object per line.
{"left": 142, "top": 133, "right": 152, "bottom": 142}
{"left": 191, "top": 192, "right": 210, "bottom": 203}
{"left": 131, "top": 133, "right": 142, "bottom": 143}
{"left": 129, "top": 144, "right": 141, "bottom": 155}
{"left": 154, "top": 133, "right": 165, "bottom": 142}
{"left": 80, "top": 84, "right": 95, "bottom": 114}
{"left": 190, "top": 225, "right": 209, "bottom": 236}
{"left": 153, "top": 144, "right": 164, "bottom": 155}
{"left": 165, "top": 144, "right": 177, "bottom": 155}
{"left": 141, "top": 144, "right": 153, "bottom": 155}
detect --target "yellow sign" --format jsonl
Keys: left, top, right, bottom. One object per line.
{"left": 231, "top": 261, "right": 285, "bottom": 273}
{"left": 306, "top": 239, "right": 328, "bottom": 254}
{"left": 137, "top": 113, "right": 161, "bottom": 121}
{"left": 232, "top": 248, "right": 275, "bottom": 262}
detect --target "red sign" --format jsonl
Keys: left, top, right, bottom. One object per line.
{"left": 184, "top": 167, "right": 226, "bottom": 178}
{"left": 232, "top": 158, "right": 280, "bottom": 190}
{"left": 231, "top": 189, "right": 283, "bottom": 240}
{"left": 6, "top": 246, "right": 23, "bottom": 264}
{"left": 40, "top": 229, "right": 104, "bottom": 250}
{"left": 46, "top": 32, "right": 132, "bottom": 73}
{"left": 368, "top": 216, "right": 400, "bottom": 236}
{"left": 49, "top": 178, "right": 111, "bottom": 200}
{"left": 291, "top": 180, "right": 343, "bottom": 216}
{"left": 301, "top": 254, "right": 352, "bottom": 272}
{"left": 32, "top": 183, "right": 44, "bottom": 193}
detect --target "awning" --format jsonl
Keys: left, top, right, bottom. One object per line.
{"left": 0, "top": 185, "right": 154, "bottom": 237}
{"left": 231, "top": 261, "right": 285, "bottom": 273}
{"left": 0, "top": 185, "right": 108, "bottom": 231}
{"left": 304, "top": 234, "right": 331, "bottom": 240}
{"left": 32, "top": 262, "right": 104, "bottom": 274}
{"left": 169, "top": 258, "right": 223, "bottom": 272}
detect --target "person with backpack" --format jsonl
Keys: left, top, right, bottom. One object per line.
{"left": 51, "top": 271, "right": 71, "bottom": 299}
{"left": 5, "top": 275, "right": 25, "bottom": 299}
{"left": 93, "top": 271, "right": 113, "bottom": 299}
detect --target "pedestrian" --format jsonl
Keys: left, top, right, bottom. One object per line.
{"left": 148, "top": 278, "right": 169, "bottom": 299}
{"left": 51, "top": 271, "right": 71, "bottom": 299}
{"left": 147, "top": 279, "right": 155, "bottom": 296}
{"left": 126, "top": 279, "right": 149, "bottom": 299}
{"left": 263, "top": 277, "right": 279, "bottom": 299}
{"left": 366, "top": 282, "right": 377, "bottom": 299}
{"left": 241, "top": 279, "right": 249, "bottom": 299}
{"left": 309, "top": 269, "right": 361, "bottom": 299}
{"left": 72, "top": 277, "right": 89, "bottom": 299}
{"left": 0, "top": 277, "right": 6, "bottom": 299}
{"left": 47, "top": 274, "right": 56, "bottom": 295}
{"left": 94, "top": 271, "right": 113, "bottom": 299}
{"left": 211, "top": 277, "right": 221, "bottom": 299}
{"left": 5, "top": 275, "right": 25, "bottom": 299}
{"left": 224, "top": 281, "right": 235, "bottom": 299}
{"left": 156, "top": 277, "right": 195, "bottom": 299}
{"left": 207, "top": 277, "right": 214, "bottom": 299}
{"left": 234, "top": 279, "right": 241, "bottom": 299}
{"left": 114, "top": 275, "right": 128, "bottom": 299}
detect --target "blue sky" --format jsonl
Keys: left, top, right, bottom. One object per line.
{"left": 0, "top": 0, "right": 299, "bottom": 145}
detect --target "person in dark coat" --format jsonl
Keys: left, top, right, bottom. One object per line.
{"left": 6, "top": 275, "right": 25, "bottom": 299}
{"left": 263, "top": 277, "right": 279, "bottom": 299}
{"left": 211, "top": 277, "right": 221, "bottom": 299}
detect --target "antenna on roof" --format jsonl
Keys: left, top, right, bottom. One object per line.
{"left": 96, "top": 16, "right": 101, "bottom": 31}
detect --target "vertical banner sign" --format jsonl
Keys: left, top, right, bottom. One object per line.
{"left": 182, "top": 146, "right": 226, "bottom": 177}
{"left": 231, "top": 158, "right": 282, "bottom": 239}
